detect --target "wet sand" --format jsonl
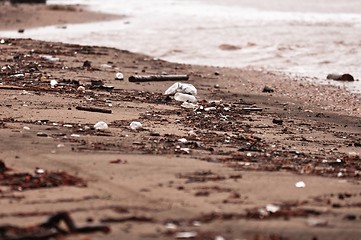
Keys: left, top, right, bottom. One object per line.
{"left": 0, "top": 3, "right": 361, "bottom": 240}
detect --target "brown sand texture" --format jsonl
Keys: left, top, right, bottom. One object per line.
{"left": 0, "top": 3, "right": 361, "bottom": 240}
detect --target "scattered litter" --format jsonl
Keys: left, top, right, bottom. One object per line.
{"left": 180, "top": 148, "right": 191, "bottom": 154}
{"left": 40, "top": 55, "right": 60, "bottom": 62}
{"left": 165, "top": 223, "right": 178, "bottom": 230}
{"left": 181, "top": 102, "right": 198, "bottom": 109}
{"left": 262, "top": 86, "right": 274, "bottom": 93}
{"left": 50, "top": 80, "right": 58, "bottom": 88}
{"left": 175, "top": 231, "right": 197, "bottom": 239}
{"left": 306, "top": 218, "right": 328, "bottom": 227}
{"left": 241, "top": 107, "right": 263, "bottom": 112}
{"left": 115, "top": 72, "right": 124, "bottom": 80}
{"left": 164, "top": 82, "right": 197, "bottom": 96}
{"left": 204, "top": 107, "right": 216, "bottom": 112}
{"left": 129, "top": 74, "right": 189, "bottom": 82}
{"left": 100, "top": 63, "right": 112, "bottom": 68}
{"left": 23, "top": 126, "right": 30, "bottom": 131}
{"left": 130, "top": 121, "right": 142, "bottom": 130}
{"left": 35, "top": 168, "right": 45, "bottom": 174}
{"left": 265, "top": 204, "right": 281, "bottom": 213}
{"left": 57, "top": 144, "right": 65, "bottom": 148}
{"left": 71, "top": 134, "right": 81, "bottom": 138}
{"left": 178, "top": 138, "right": 188, "bottom": 143}
{"left": 295, "top": 181, "right": 306, "bottom": 188}
{"left": 94, "top": 121, "right": 108, "bottom": 130}
{"left": 188, "top": 130, "right": 197, "bottom": 136}
{"left": 11, "top": 73, "right": 24, "bottom": 78}
{"left": 36, "top": 132, "right": 48, "bottom": 137}
{"left": 0, "top": 39, "right": 5, "bottom": 44}
{"left": 77, "top": 86, "right": 85, "bottom": 92}
{"left": 174, "top": 93, "right": 197, "bottom": 103}
{"left": 63, "top": 124, "right": 73, "bottom": 128}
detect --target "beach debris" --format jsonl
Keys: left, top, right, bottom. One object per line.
{"left": 50, "top": 79, "right": 58, "bottom": 88}
{"left": 295, "top": 181, "right": 306, "bottom": 188}
{"left": 41, "top": 55, "right": 60, "bottom": 62}
{"left": 71, "top": 134, "right": 81, "bottom": 138}
{"left": 0, "top": 162, "right": 86, "bottom": 191}
{"left": 178, "top": 138, "right": 188, "bottom": 143}
{"left": 262, "top": 86, "right": 274, "bottom": 93}
{"left": 174, "top": 93, "right": 197, "bottom": 103}
{"left": 150, "top": 131, "right": 161, "bottom": 136}
{"left": 129, "top": 74, "right": 189, "bottom": 82}
{"left": 175, "top": 231, "right": 197, "bottom": 239}
{"left": 0, "top": 212, "right": 110, "bottom": 240}
{"left": 115, "top": 72, "right": 124, "bottom": 80}
{"left": 0, "top": 39, "right": 5, "bottom": 44}
{"left": 219, "top": 44, "right": 241, "bottom": 51}
{"left": 165, "top": 222, "right": 178, "bottom": 230}
{"left": 83, "top": 60, "right": 92, "bottom": 68}
{"left": 94, "top": 121, "right": 108, "bottom": 130}
{"left": 265, "top": 204, "right": 281, "bottom": 213}
{"left": 76, "top": 106, "right": 112, "bottom": 114}
{"left": 23, "top": 126, "right": 30, "bottom": 131}
{"left": 109, "top": 159, "right": 128, "bottom": 164}
{"left": 77, "top": 86, "right": 86, "bottom": 92}
{"left": 36, "top": 132, "right": 48, "bottom": 137}
{"left": 306, "top": 218, "right": 328, "bottom": 227}
{"left": 18, "top": 29, "right": 25, "bottom": 33}
{"left": 326, "top": 73, "right": 355, "bottom": 82}
{"left": 272, "top": 118, "right": 283, "bottom": 125}
{"left": 181, "top": 102, "right": 198, "bottom": 109}
{"left": 100, "top": 63, "right": 112, "bottom": 69}
{"left": 164, "top": 82, "right": 197, "bottom": 96}
{"left": 241, "top": 107, "right": 263, "bottom": 112}
{"left": 130, "top": 121, "right": 142, "bottom": 130}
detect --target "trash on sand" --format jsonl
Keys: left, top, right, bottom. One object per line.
{"left": 327, "top": 73, "right": 354, "bottom": 82}
{"left": 178, "top": 138, "right": 188, "bottom": 143}
{"left": 175, "top": 231, "right": 197, "bottom": 239}
{"left": 181, "top": 102, "right": 198, "bottom": 109}
{"left": 174, "top": 93, "right": 197, "bottom": 103}
{"left": 71, "top": 134, "right": 80, "bottom": 138}
{"left": 130, "top": 121, "right": 142, "bottom": 130}
{"left": 129, "top": 74, "right": 189, "bottom": 82}
{"left": 164, "top": 82, "right": 197, "bottom": 96}
{"left": 76, "top": 106, "right": 112, "bottom": 114}
{"left": 265, "top": 204, "right": 281, "bottom": 213}
{"left": 295, "top": 181, "right": 306, "bottom": 188}
{"left": 50, "top": 80, "right": 58, "bottom": 88}
{"left": 306, "top": 218, "right": 328, "bottom": 227}
{"left": 94, "top": 121, "right": 108, "bottom": 130}
{"left": 115, "top": 72, "right": 124, "bottom": 80}
{"left": 40, "top": 55, "right": 60, "bottom": 62}
{"left": 77, "top": 86, "right": 85, "bottom": 92}
{"left": 179, "top": 148, "right": 191, "bottom": 154}
{"left": 23, "top": 126, "right": 30, "bottom": 131}
{"left": 165, "top": 222, "right": 178, "bottom": 230}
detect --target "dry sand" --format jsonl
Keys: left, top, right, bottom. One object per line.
{"left": 0, "top": 3, "right": 361, "bottom": 240}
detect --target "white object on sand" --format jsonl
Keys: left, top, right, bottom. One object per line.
{"left": 164, "top": 82, "right": 197, "bottom": 96}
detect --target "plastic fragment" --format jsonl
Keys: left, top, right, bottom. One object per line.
{"left": 94, "top": 121, "right": 108, "bottom": 130}
{"left": 50, "top": 80, "right": 58, "bottom": 88}
{"left": 295, "top": 181, "right": 306, "bottom": 188}
{"left": 130, "top": 121, "right": 142, "bottom": 130}
{"left": 175, "top": 231, "right": 197, "bottom": 239}
{"left": 164, "top": 82, "right": 197, "bottom": 96}
{"left": 174, "top": 93, "right": 197, "bottom": 103}
{"left": 115, "top": 72, "right": 124, "bottom": 80}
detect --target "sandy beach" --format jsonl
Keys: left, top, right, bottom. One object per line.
{"left": 0, "top": 3, "right": 361, "bottom": 240}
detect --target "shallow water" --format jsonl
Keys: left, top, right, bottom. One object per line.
{"left": 1, "top": 0, "right": 360, "bottom": 92}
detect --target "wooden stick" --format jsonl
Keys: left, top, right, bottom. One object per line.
{"left": 76, "top": 106, "right": 112, "bottom": 114}
{"left": 128, "top": 74, "right": 189, "bottom": 82}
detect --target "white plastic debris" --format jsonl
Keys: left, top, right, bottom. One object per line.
{"left": 165, "top": 223, "right": 178, "bottom": 230}
{"left": 175, "top": 231, "right": 197, "bottom": 239}
{"left": 164, "top": 82, "right": 197, "bottom": 96}
{"left": 23, "top": 126, "right": 30, "bottom": 131}
{"left": 0, "top": 39, "right": 5, "bottom": 44}
{"left": 115, "top": 72, "right": 124, "bottom": 80}
{"left": 204, "top": 107, "right": 216, "bottom": 112}
{"left": 180, "top": 148, "right": 190, "bottom": 154}
{"left": 77, "top": 86, "right": 85, "bottom": 92}
{"left": 35, "top": 168, "right": 45, "bottom": 174}
{"left": 71, "top": 134, "right": 80, "bottom": 137}
{"left": 63, "top": 124, "right": 73, "bottom": 128}
{"left": 188, "top": 130, "right": 197, "bottom": 136}
{"left": 178, "top": 138, "right": 188, "bottom": 143}
{"left": 94, "top": 121, "right": 108, "bottom": 130}
{"left": 50, "top": 80, "right": 58, "bottom": 88}
{"left": 100, "top": 63, "right": 112, "bottom": 68}
{"left": 295, "top": 181, "right": 306, "bottom": 188}
{"left": 41, "top": 55, "right": 60, "bottom": 62}
{"left": 181, "top": 102, "right": 198, "bottom": 109}
{"left": 130, "top": 121, "right": 142, "bottom": 130}
{"left": 12, "top": 73, "right": 24, "bottom": 78}
{"left": 174, "top": 93, "right": 197, "bottom": 103}
{"left": 306, "top": 218, "right": 328, "bottom": 227}
{"left": 57, "top": 143, "right": 65, "bottom": 148}
{"left": 265, "top": 204, "right": 280, "bottom": 213}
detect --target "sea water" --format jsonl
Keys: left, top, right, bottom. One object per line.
{"left": 1, "top": 0, "right": 360, "bottom": 92}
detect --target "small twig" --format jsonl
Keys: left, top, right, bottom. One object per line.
{"left": 128, "top": 74, "right": 189, "bottom": 82}
{"left": 75, "top": 106, "right": 112, "bottom": 114}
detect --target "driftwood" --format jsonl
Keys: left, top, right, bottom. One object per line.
{"left": 128, "top": 74, "right": 189, "bottom": 82}
{"left": 75, "top": 106, "right": 112, "bottom": 114}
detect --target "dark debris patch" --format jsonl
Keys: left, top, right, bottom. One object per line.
{"left": 0, "top": 161, "right": 86, "bottom": 191}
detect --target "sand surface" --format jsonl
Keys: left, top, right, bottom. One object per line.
{"left": 0, "top": 3, "right": 361, "bottom": 240}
